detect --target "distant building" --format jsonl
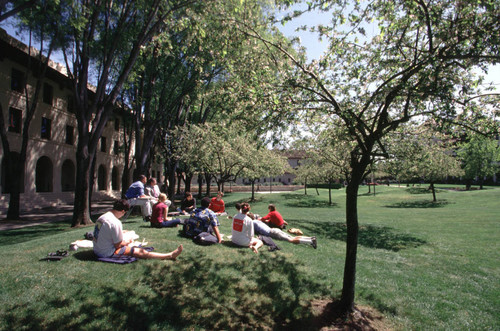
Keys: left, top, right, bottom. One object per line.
{"left": 0, "top": 29, "right": 162, "bottom": 211}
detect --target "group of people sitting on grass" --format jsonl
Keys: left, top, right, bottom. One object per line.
{"left": 95, "top": 177, "right": 317, "bottom": 260}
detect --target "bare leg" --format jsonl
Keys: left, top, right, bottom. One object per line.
{"left": 250, "top": 238, "right": 263, "bottom": 254}
{"left": 132, "top": 244, "right": 183, "bottom": 260}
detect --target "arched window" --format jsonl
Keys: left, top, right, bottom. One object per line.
{"left": 112, "top": 166, "right": 120, "bottom": 190}
{"left": 61, "top": 159, "right": 75, "bottom": 192}
{"left": 98, "top": 165, "right": 107, "bottom": 191}
{"left": 36, "top": 156, "right": 53, "bottom": 192}
{"left": 1, "top": 152, "right": 24, "bottom": 193}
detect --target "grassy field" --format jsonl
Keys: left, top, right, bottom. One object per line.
{"left": 0, "top": 185, "right": 498, "bottom": 330}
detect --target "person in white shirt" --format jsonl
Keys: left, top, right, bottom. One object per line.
{"left": 93, "top": 199, "right": 183, "bottom": 260}
{"left": 231, "top": 203, "right": 263, "bottom": 254}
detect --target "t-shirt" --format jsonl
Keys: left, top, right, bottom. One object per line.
{"left": 231, "top": 213, "right": 254, "bottom": 247}
{"left": 261, "top": 210, "right": 285, "bottom": 228}
{"left": 125, "top": 181, "right": 145, "bottom": 199}
{"left": 184, "top": 207, "right": 219, "bottom": 238}
{"left": 209, "top": 197, "right": 225, "bottom": 213}
{"left": 151, "top": 202, "right": 168, "bottom": 226}
{"left": 93, "top": 211, "right": 123, "bottom": 258}
{"left": 180, "top": 197, "right": 196, "bottom": 212}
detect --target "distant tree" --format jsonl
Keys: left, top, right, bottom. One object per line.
{"left": 457, "top": 134, "right": 500, "bottom": 190}
{"left": 241, "top": 148, "right": 290, "bottom": 201}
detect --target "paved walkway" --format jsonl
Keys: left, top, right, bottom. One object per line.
{"left": 0, "top": 201, "right": 114, "bottom": 231}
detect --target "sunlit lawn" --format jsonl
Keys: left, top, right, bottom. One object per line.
{"left": 0, "top": 184, "right": 498, "bottom": 330}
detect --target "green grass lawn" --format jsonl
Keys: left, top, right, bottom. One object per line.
{"left": 0, "top": 185, "right": 498, "bottom": 330}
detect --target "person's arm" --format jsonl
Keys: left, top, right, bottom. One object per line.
{"left": 114, "top": 238, "right": 133, "bottom": 249}
{"left": 213, "top": 225, "right": 222, "bottom": 243}
{"left": 260, "top": 213, "right": 270, "bottom": 222}
{"left": 164, "top": 205, "right": 169, "bottom": 221}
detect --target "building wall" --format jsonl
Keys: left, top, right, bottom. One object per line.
{"left": 0, "top": 30, "right": 161, "bottom": 212}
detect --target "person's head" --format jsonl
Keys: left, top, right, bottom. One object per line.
{"left": 158, "top": 193, "right": 167, "bottom": 203}
{"left": 240, "top": 203, "right": 250, "bottom": 214}
{"left": 268, "top": 204, "right": 276, "bottom": 212}
{"left": 138, "top": 174, "right": 147, "bottom": 183}
{"left": 234, "top": 202, "right": 242, "bottom": 210}
{"left": 185, "top": 192, "right": 193, "bottom": 200}
{"left": 148, "top": 177, "right": 157, "bottom": 186}
{"left": 216, "top": 191, "right": 224, "bottom": 200}
{"left": 201, "top": 197, "right": 211, "bottom": 208}
{"left": 113, "top": 199, "right": 130, "bottom": 212}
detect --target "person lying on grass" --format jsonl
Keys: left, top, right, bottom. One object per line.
{"left": 231, "top": 203, "right": 316, "bottom": 249}
{"left": 231, "top": 203, "right": 263, "bottom": 254}
{"left": 93, "top": 199, "right": 183, "bottom": 260}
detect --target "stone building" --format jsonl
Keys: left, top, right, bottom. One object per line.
{"left": 0, "top": 29, "right": 162, "bottom": 212}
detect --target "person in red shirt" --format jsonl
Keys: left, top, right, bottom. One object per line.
{"left": 209, "top": 191, "right": 226, "bottom": 214}
{"left": 259, "top": 204, "right": 288, "bottom": 229}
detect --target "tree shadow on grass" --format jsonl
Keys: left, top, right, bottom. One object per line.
{"left": 294, "top": 220, "right": 426, "bottom": 252}
{"left": 281, "top": 193, "right": 338, "bottom": 208}
{"left": 406, "top": 187, "right": 434, "bottom": 195}
{"left": 1, "top": 254, "right": 333, "bottom": 330}
{"left": 0, "top": 221, "right": 72, "bottom": 247}
{"left": 385, "top": 200, "right": 451, "bottom": 208}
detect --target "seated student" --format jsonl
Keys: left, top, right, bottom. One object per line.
{"left": 209, "top": 191, "right": 226, "bottom": 215}
{"left": 231, "top": 203, "right": 263, "bottom": 254}
{"left": 183, "top": 197, "right": 222, "bottom": 244}
{"left": 93, "top": 199, "right": 183, "bottom": 260}
{"left": 178, "top": 192, "right": 196, "bottom": 215}
{"left": 125, "top": 175, "right": 153, "bottom": 222}
{"left": 145, "top": 177, "right": 161, "bottom": 199}
{"left": 259, "top": 204, "right": 288, "bottom": 229}
{"left": 230, "top": 203, "right": 315, "bottom": 248}
{"left": 151, "top": 194, "right": 182, "bottom": 228}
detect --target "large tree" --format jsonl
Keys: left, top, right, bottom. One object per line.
{"left": 21, "top": 0, "right": 194, "bottom": 226}
{"left": 247, "top": 0, "right": 500, "bottom": 313}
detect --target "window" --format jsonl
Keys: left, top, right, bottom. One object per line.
{"left": 41, "top": 117, "right": 51, "bottom": 140}
{"left": 67, "top": 95, "right": 75, "bottom": 113}
{"left": 36, "top": 156, "right": 53, "bottom": 192}
{"left": 100, "top": 137, "right": 107, "bottom": 152}
{"left": 61, "top": 159, "right": 75, "bottom": 192}
{"left": 65, "top": 125, "right": 74, "bottom": 145}
{"left": 113, "top": 140, "right": 119, "bottom": 155}
{"left": 43, "top": 83, "right": 53, "bottom": 105}
{"left": 114, "top": 118, "right": 120, "bottom": 131}
{"left": 11, "top": 68, "right": 25, "bottom": 93}
{"left": 112, "top": 167, "right": 120, "bottom": 190}
{"left": 8, "top": 108, "right": 22, "bottom": 133}
{"left": 98, "top": 165, "right": 107, "bottom": 191}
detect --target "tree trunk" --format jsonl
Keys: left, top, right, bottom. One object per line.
{"left": 177, "top": 172, "right": 183, "bottom": 194}
{"left": 315, "top": 186, "right": 320, "bottom": 195}
{"left": 71, "top": 138, "right": 93, "bottom": 227}
{"left": 251, "top": 181, "right": 255, "bottom": 201}
{"left": 197, "top": 174, "right": 203, "bottom": 199}
{"left": 328, "top": 181, "right": 332, "bottom": 205}
{"left": 339, "top": 173, "right": 361, "bottom": 313}
{"left": 204, "top": 173, "right": 212, "bottom": 196}
{"left": 185, "top": 173, "right": 193, "bottom": 192}
{"left": 430, "top": 182, "right": 437, "bottom": 202}
{"left": 121, "top": 167, "right": 131, "bottom": 198}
